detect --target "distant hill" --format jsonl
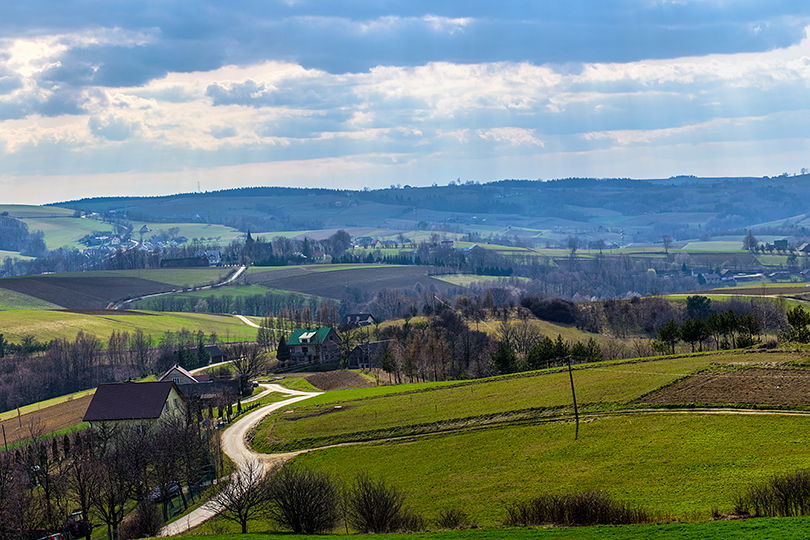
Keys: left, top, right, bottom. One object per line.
{"left": 52, "top": 175, "right": 810, "bottom": 244}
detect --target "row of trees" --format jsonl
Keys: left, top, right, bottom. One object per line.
{"left": 0, "top": 418, "right": 221, "bottom": 540}
{"left": 0, "top": 329, "right": 222, "bottom": 412}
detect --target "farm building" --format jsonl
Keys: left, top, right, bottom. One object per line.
{"left": 82, "top": 381, "right": 187, "bottom": 427}
{"left": 204, "top": 344, "right": 226, "bottom": 364}
{"left": 159, "top": 364, "right": 209, "bottom": 385}
{"left": 287, "top": 327, "right": 341, "bottom": 363}
{"left": 159, "top": 364, "right": 240, "bottom": 405}
{"left": 347, "top": 340, "right": 390, "bottom": 369}
{"left": 344, "top": 313, "right": 377, "bottom": 328}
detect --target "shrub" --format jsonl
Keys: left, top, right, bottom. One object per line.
{"left": 734, "top": 470, "right": 810, "bottom": 517}
{"left": 347, "top": 475, "right": 421, "bottom": 533}
{"left": 118, "top": 501, "right": 163, "bottom": 540}
{"left": 266, "top": 464, "right": 341, "bottom": 533}
{"left": 436, "top": 508, "right": 475, "bottom": 529}
{"left": 504, "top": 491, "right": 651, "bottom": 526}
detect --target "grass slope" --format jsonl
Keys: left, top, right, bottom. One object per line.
{"left": 0, "top": 288, "right": 62, "bottom": 310}
{"left": 0, "top": 310, "right": 259, "bottom": 342}
{"left": 253, "top": 352, "right": 800, "bottom": 452}
{"left": 158, "top": 516, "right": 810, "bottom": 539}
{"left": 19, "top": 216, "right": 107, "bottom": 249}
{"left": 293, "top": 413, "right": 810, "bottom": 524}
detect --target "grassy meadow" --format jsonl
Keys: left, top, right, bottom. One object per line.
{"left": 293, "top": 413, "right": 810, "bottom": 524}
{"left": 0, "top": 310, "right": 260, "bottom": 342}
{"left": 0, "top": 288, "right": 62, "bottom": 310}
{"left": 253, "top": 351, "right": 801, "bottom": 452}
{"left": 161, "top": 516, "right": 810, "bottom": 539}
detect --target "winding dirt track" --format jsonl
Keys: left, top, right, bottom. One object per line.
{"left": 158, "top": 384, "right": 320, "bottom": 537}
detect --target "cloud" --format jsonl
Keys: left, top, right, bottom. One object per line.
{"left": 88, "top": 115, "right": 138, "bottom": 140}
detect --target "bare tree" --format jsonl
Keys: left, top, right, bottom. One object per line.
{"left": 90, "top": 446, "right": 134, "bottom": 540}
{"left": 204, "top": 460, "right": 271, "bottom": 534}
{"left": 228, "top": 343, "right": 268, "bottom": 395}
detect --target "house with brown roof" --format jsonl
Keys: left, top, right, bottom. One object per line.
{"left": 82, "top": 381, "right": 187, "bottom": 427}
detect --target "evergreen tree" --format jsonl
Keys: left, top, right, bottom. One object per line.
{"left": 276, "top": 336, "right": 291, "bottom": 363}
{"left": 492, "top": 342, "right": 517, "bottom": 374}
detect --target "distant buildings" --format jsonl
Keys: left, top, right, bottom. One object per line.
{"left": 344, "top": 313, "right": 377, "bottom": 328}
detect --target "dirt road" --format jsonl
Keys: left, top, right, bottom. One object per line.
{"left": 158, "top": 383, "right": 319, "bottom": 536}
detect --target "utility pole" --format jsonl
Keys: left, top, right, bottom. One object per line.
{"left": 566, "top": 356, "right": 580, "bottom": 440}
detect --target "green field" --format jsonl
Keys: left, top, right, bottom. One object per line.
{"left": 132, "top": 221, "right": 243, "bottom": 243}
{"left": 241, "top": 350, "right": 810, "bottom": 528}
{"left": 0, "top": 249, "right": 34, "bottom": 261}
{"left": 0, "top": 310, "right": 259, "bottom": 342}
{"left": 435, "top": 274, "right": 531, "bottom": 286}
{"left": 19, "top": 216, "right": 108, "bottom": 249}
{"left": 0, "top": 288, "right": 62, "bottom": 310}
{"left": 293, "top": 413, "right": 810, "bottom": 525}
{"left": 0, "top": 204, "right": 74, "bottom": 218}
{"left": 253, "top": 352, "right": 800, "bottom": 452}
{"left": 162, "top": 516, "right": 810, "bottom": 539}
{"left": 678, "top": 241, "right": 745, "bottom": 252}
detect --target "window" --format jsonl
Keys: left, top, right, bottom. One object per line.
{"left": 172, "top": 377, "right": 180, "bottom": 384}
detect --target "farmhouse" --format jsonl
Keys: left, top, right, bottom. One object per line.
{"left": 82, "top": 381, "right": 186, "bottom": 426}
{"left": 159, "top": 364, "right": 209, "bottom": 385}
{"left": 344, "top": 313, "right": 377, "bottom": 328}
{"left": 158, "top": 363, "right": 240, "bottom": 404}
{"left": 287, "top": 327, "right": 341, "bottom": 363}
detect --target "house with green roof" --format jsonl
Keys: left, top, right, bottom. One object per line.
{"left": 287, "top": 327, "right": 341, "bottom": 364}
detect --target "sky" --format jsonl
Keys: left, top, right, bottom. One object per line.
{"left": 2, "top": 1, "right": 810, "bottom": 203}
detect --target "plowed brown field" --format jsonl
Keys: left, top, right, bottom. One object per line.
{"left": 0, "top": 276, "right": 172, "bottom": 309}
{"left": 247, "top": 265, "right": 457, "bottom": 298}
{"left": 0, "top": 395, "right": 91, "bottom": 446}
{"left": 642, "top": 367, "right": 810, "bottom": 407}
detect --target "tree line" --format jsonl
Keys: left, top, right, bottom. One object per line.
{"left": 0, "top": 329, "right": 222, "bottom": 412}
{"left": 0, "top": 417, "right": 221, "bottom": 539}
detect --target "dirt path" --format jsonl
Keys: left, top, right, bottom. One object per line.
{"left": 107, "top": 265, "right": 246, "bottom": 310}
{"left": 157, "top": 383, "right": 319, "bottom": 537}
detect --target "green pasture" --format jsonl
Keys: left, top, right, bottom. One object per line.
{"left": 20, "top": 216, "right": 107, "bottom": 249}
{"left": 0, "top": 249, "right": 34, "bottom": 261}
{"left": 679, "top": 240, "right": 745, "bottom": 252}
{"left": 293, "top": 413, "right": 810, "bottom": 525}
{"left": 719, "top": 282, "right": 810, "bottom": 291}
{"left": 146, "top": 284, "right": 272, "bottom": 300}
{"left": 0, "top": 204, "right": 74, "bottom": 218}
{"left": 756, "top": 254, "right": 791, "bottom": 266}
{"left": 253, "top": 352, "right": 799, "bottom": 452}
{"left": 434, "top": 274, "right": 531, "bottom": 286}
{"left": 131, "top": 221, "right": 243, "bottom": 243}
{"left": 0, "top": 288, "right": 62, "bottom": 310}
{"left": 164, "top": 517, "right": 810, "bottom": 539}
{"left": 0, "top": 310, "right": 259, "bottom": 342}
{"left": 662, "top": 294, "right": 800, "bottom": 308}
